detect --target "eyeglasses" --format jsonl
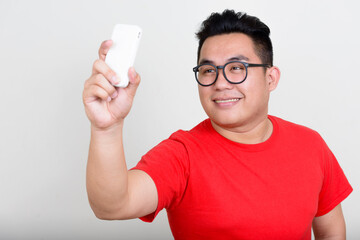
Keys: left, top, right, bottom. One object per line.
{"left": 193, "top": 61, "right": 271, "bottom": 86}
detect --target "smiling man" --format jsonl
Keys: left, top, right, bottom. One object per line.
{"left": 83, "top": 10, "right": 352, "bottom": 240}
{"left": 196, "top": 32, "right": 277, "bottom": 144}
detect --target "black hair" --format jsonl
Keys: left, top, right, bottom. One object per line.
{"left": 196, "top": 9, "right": 273, "bottom": 66}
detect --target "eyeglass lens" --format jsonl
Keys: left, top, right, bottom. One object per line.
{"left": 196, "top": 62, "right": 247, "bottom": 85}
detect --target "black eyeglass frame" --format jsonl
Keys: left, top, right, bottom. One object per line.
{"left": 192, "top": 61, "right": 271, "bottom": 87}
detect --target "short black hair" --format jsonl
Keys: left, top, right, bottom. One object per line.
{"left": 196, "top": 9, "right": 273, "bottom": 66}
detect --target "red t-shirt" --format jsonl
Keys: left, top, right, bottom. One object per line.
{"left": 133, "top": 116, "right": 352, "bottom": 239}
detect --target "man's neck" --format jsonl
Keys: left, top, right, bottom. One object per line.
{"left": 211, "top": 116, "right": 273, "bottom": 144}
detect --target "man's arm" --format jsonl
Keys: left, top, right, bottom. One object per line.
{"left": 312, "top": 204, "right": 346, "bottom": 240}
{"left": 83, "top": 40, "right": 158, "bottom": 220}
{"left": 87, "top": 124, "right": 158, "bottom": 220}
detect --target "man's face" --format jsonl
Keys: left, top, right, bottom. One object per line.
{"left": 198, "top": 33, "right": 275, "bottom": 130}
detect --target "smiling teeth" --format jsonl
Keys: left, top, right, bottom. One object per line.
{"left": 215, "top": 98, "right": 240, "bottom": 103}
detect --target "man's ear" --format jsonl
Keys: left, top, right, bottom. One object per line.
{"left": 266, "top": 66, "right": 281, "bottom": 92}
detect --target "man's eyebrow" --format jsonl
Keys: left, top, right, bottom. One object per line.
{"left": 228, "top": 55, "right": 249, "bottom": 62}
{"left": 199, "top": 59, "right": 213, "bottom": 65}
{"left": 199, "top": 55, "right": 250, "bottom": 65}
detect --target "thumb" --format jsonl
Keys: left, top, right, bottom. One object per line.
{"left": 126, "top": 67, "right": 141, "bottom": 97}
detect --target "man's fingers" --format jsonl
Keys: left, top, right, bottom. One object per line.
{"left": 92, "top": 59, "right": 120, "bottom": 85}
{"left": 84, "top": 74, "right": 119, "bottom": 102}
{"left": 84, "top": 84, "right": 112, "bottom": 103}
{"left": 98, "top": 40, "right": 113, "bottom": 61}
{"left": 92, "top": 74, "right": 118, "bottom": 99}
{"left": 126, "top": 67, "right": 141, "bottom": 97}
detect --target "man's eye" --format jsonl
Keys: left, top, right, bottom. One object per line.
{"left": 229, "top": 64, "right": 245, "bottom": 72}
{"left": 201, "top": 68, "right": 215, "bottom": 74}
{"left": 232, "top": 65, "right": 245, "bottom": 70}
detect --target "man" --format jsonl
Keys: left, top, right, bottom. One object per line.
{"left": 83, "top": 10, "right": 352, "bottom": 239}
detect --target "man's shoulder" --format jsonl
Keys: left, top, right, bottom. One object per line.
{"left": 270, "top": 115, "right": 323, "bottom": 140}
{"left": 169, "top": 119, "right": 211, "bottom": 142}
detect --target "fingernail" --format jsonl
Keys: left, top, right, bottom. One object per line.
{"left": 107, "top": 96, "right": 111, "bottom": 102}
{"left": 130, "top": 68, "right": 136, "bottom": 78}
{"left": 111, "top": 91, "right": 118, "bottom": 99}
{"left": 112, "top": 76, "right": 120, "bottom": 85}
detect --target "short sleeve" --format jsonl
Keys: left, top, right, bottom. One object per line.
{"left": 315, "top": 140, "right": 353, "bottom": 217}
{"left": 131, "top": 137, "right": 189, "bottom": 222}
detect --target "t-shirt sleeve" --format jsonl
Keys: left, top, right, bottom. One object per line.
{"left": 131, "top": 137, "right": 189, "bottom": 222}
{"left": 315, "top": 139, "right": 353, "bottom": 217}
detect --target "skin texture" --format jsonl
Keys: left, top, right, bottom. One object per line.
{"left": 83, "top": 40, "right": 158, "bottom": 220}
{"left": 312, "top": 204, "right": 346, "bottom": 240}
{"left": 83, "top": 35, "right": 347, "bottom": 239}
{"left": 197, "top": 33, "right": 280, "bottom": 144}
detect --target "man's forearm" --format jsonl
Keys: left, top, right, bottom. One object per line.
{"left": 86, "top": 122, "right": 129, "bottom": 219}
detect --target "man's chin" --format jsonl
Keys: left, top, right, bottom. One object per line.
{"left": 210, "top": 116, "right": 245, "bottom": 130}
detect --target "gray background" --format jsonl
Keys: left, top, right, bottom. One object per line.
{"left": 0, "top": 0, "right": 359, "bottom": 239}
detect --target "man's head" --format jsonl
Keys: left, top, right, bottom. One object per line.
{"left": 196, "top": 9, "right": 273, "bottom": 66}
{"left": 194, "top": 10, "right": 280, "bottom": 135}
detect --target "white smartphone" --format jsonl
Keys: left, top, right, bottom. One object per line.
{"left": 105, "top": 24, "right": 142, "bottom": 88}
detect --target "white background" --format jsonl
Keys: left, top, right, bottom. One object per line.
{"left": 0, "top": 0, "right": 359, "bottom": 239}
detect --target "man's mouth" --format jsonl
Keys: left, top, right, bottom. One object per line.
{"left": 214, "top": 98, "right": 241, "bottom": 103}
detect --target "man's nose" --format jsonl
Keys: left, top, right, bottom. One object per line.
{"left": 214, "top": 68, "right": 232, "bottom": 89}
